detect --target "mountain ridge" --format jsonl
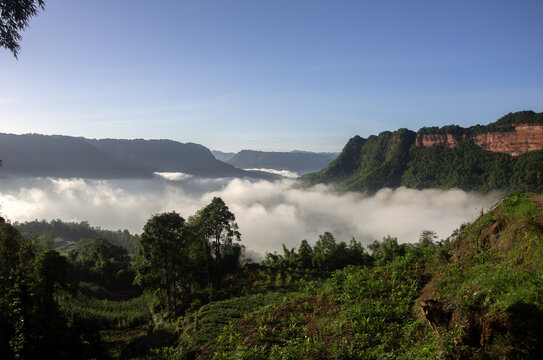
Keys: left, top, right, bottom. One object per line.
{"left": 0, "top": 133, "right": 276, "bottom": 180}
{"left": 303, "top": 111, "right": 543, "bottom": 193}
{"left": 225, "top": 150, "right": 338, "bottom": 175}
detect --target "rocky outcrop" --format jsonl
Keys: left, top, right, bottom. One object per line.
{"left": 473, "top": 124, "right": 543, "bottom": 156}
{"left": 415, "top": 133, "right": 468, "bottom": 148}
{"left": 416, "top": 124, "right": 543, "bottom": 156}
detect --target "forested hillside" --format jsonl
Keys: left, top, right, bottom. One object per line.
{"left": 87, "top": 139, "right": 249, "bottom": 178}
{"left": 1, "top": 194, "right": 542, "bottom": 359}
{"left": 0, "top": 134, "right": 149, "bottom": 179}
{"left": 16, "top": 219, "right": 140, "bottom": 254}
{"left": 303, "top": 111, "right": 543, "bottom": 193}
{"left": 0, "top": 134, "right": 275, "bottom": 179}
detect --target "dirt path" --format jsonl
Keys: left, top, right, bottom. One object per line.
{"left": 530, "top": 194, "right": 543, "bottom": 210}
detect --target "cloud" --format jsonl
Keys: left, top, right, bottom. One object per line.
{"left": 243, "top": 168, "right": 299, "bottom": 178}
{"left": 154, "top": 172, "right": 193, "bottom": 181}
{"left": 0, "top": 176, "right": 500, "bottom": 259}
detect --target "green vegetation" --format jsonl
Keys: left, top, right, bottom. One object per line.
{"left": 16, "top": 219, "right": 140, "bottom": 254}
{"left": 418, "top": 110, "right": 543, "bottom": 135}
{"left": 403, "top": 143, "right": 543, "bottom": 192}
{"left": 162, "top": 194, "right": 543, "bottom": 360}
{"left": 59, "top": 288, "right": 151, "bottom": 330}
{"left": 303, "top": 111, "right": 543, "bottom": 193}
{"left": 70, "top": 238, "right": 135, "bottom": 293}
{"left": 304, "top": 129, "right": 416, "bottom": 193}
{"left": 1, "top": 193, "right": 542, "bottom": 359}
{"left": 0, "top": 217, "right": 88, "bottom": 359}
{"left": 422, "top": 193, "right": 543, "bottom": 358}
{"left": 0, "top": 196, "right": 246, "bottom": 359}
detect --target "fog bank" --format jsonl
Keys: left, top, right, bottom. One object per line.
{"left": 0, "top": 176, "right": 500, "bottom": 257}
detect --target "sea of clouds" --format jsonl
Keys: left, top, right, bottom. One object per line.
{"left": 0, "top": 174, "right": 500, "bottom": 258}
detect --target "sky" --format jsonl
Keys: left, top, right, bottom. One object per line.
{"left": 1, "top": 0, "right": 542, "bottom": 152}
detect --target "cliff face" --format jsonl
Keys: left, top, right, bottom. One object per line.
{"left": 473, "top": 124, "right": 543, "bottom": 156}
{"left": 302, "top": 111, "right": 543, "bottom": 193}
{"left": 415, "top": 133, "right": 468, "bottom": 148}
{"left": 416, "top": 124, "right": 543, "bottom": 156}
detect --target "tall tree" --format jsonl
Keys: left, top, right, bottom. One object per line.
{"left": 312, "top": 231, "right": 336, "bottom": 270}
{"left": 297, "top": 239, "right": 313, "bottom": 269}
{"left": 134, "top": 212, "right": 206, "bottom": 315}
{"left": 0, "top": 0, "right": 45, "bottom": 58}
{"left": 189, "top": 197, "right": 241, "bottom": 260}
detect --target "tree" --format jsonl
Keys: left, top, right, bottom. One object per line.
{"left": 70, "top": 238, "right": 133, "bottom": 291}
{"left": 368, "top": 235, "right": 406, "bottom": 264}
{"left": 0, "top": 217, "right": 35, "bottom": 358}
{"left": 312, "top": 232, "right": 336, "bottom": 270}
{"left": 297, "top": 239, "right": 313, "bottom": 269}
{"left": 0, "top": 0, "right": 45, "bottom": 58}
{"left": 0, "top": 218, "right": 81, "bottom": 359}
{"left": 134, "top": 212, "right": 206, "bottom": 315}
{"left": 189, "top": 197, "right": 241, "bottom": 261}
{"left": 30, "top": 250, "right": 78, "bottom": 359}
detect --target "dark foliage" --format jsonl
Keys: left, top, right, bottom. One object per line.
{"left": 0, "top": 0, "right": 44, "bottom": 58}
{"left": 69, "top": 238, "right": 137, "bottom": 293}
{"left": 0, "top": 218, "right": 93, "bottom": 359}
{"left": 17, "top": 218, "right": 140, "bottom": 254}
{"left": 261, "top": 232, "right": 373, "bottom": 272}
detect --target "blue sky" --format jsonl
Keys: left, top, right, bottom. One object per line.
{"left": 1, "top": 0, "right": 542, "bottom": 152}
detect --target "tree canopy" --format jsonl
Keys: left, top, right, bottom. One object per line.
{"left": 0, "top": 0, "right": 45, "bottom": 58}
{"left": 188, "top": 196, "right": 241, "bottom": 260}
{"left": 0, "top": 217, "right": 83, "bottom": 359}
{"left": 134, "top": 211, "right": 208, "bottom": 315}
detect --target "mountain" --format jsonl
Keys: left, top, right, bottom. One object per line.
{"left": 0, "top": 133, "right": 149, "bottom": 178}
{"left": 211, "top": 150, "right": 237, "bottom": 162}
{"left": 87, "top": 138, "right": 257, "bottom": 178}
{"left": 0, "top": 133, "right": 276, "bottom": 179}
{"left": 226, "top": 150, "right": 338, "bottom": 175}
{"left": 302, "top": 111, "right": 543, "bottom": 193}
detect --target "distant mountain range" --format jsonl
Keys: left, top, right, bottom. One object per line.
{"left": 303, "top": 111, "right": 543, "bottom": 193}
{"left": 4, "top": 111, "right": 541, "bottom": 188}
{"left": 0, "top": 134, "right": 276, "bottom": 180}
{"left": 211, "top": 150, "right": 237, "bottom": 162}
{"left": 212, "top": 150, "right": 339, "bottom": 175}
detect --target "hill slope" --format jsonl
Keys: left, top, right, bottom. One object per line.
{"left": 0, "top": 134, "right": 275, "bottom": 179}
{"left": 171, "top": 194, "right": 543, "bottom": 359}
{"left": 88, "top": 138, "right": 253, "bottom": 178}
{"left": 303, "top": 111, "right": 543, "bottom": 193}
{"left": 419, "top": 193, "right": 543, "bottom": 358}
{"left": 211, "top": 150, "right": 237, "bottom": 162}
{"left": 0, "top": 133, "right": 149, "bottom": 178}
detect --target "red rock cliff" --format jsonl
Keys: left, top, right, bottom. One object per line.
{"left": 416, "top": 124, "right": 543, "bottom": 156}
{"left": 415, "top": 133, "right": 468, "bottom": 148}
{"left": 473, "top": 124, "right": 543, "bottom": 156}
